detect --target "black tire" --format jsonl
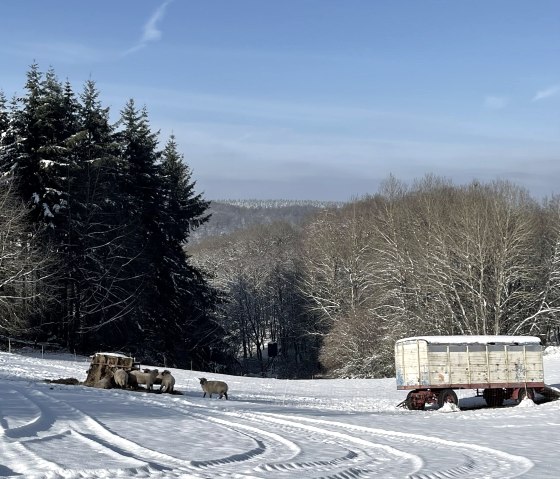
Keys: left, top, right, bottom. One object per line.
{"left": 483, "top": 388, "right": 505, "bottom": 407}
{"left": 518, "top": 387, "right": 534, "bottom": 403}
{"left": 406, "top": 391, "right": 426, "bottom": 410}
{"left": 437, "top": 389, "right": 458, "bottom": 408}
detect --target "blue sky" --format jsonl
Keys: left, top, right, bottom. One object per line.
{"left": 1, "top": 1, "right": 560, "bottom": 201}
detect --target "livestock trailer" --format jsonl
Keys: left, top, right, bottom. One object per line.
{"left": 395, "top": 335, "right": 545, "bottom": 409}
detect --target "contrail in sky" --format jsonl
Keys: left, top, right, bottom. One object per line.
{"left": 124, "top": 0, "right": 173, "bottom": 55}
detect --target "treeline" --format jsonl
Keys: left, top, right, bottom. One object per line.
{"left": 191, "top": 176, "right": 560, "bottom": 378}
{"left": 190, "top": 200, "right": 336, "bottom": 244}
{"left": 0, "top": 65, "right": 226, "bottom": 369}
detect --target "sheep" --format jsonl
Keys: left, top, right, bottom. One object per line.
{"left": 199, "top": 377, "right": 228, "bottom": 400}
{"left": 145, "top": 368, "right": 163, "bottom": 385}
{"left": 94, "top": 371, "right": 113, "bottom": 389}
{"left": 130, "top": 368, "right": 159, "bottom": 391}
{"left": 127, "top": 371, "right": 138, "bottom": 389}
{"left": 113, "top": 369, "right": 129, "bottom": 389}
{"left": 159, "top": 370, "right": 175, "bottom": 393}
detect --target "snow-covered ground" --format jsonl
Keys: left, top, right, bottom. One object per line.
{"left": 1, "top": 347, "right": 560, "bottom": 478}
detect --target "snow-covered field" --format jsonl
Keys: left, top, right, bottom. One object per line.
{"left": 1, "top": 348, "right": 560, "bottom": 478}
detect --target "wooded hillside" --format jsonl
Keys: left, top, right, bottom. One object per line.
{"left": 191, "top": 176, "right": 560, "bottom": 378}
{"left": 190, "top": 199, "right": 342, "bottom": 244}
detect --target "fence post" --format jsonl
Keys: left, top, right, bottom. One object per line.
{"left": 8, "top": 338, "right": 11, "bottom": 353}
{"left": 282, "top": 379, "right": 289, "bottom": 406}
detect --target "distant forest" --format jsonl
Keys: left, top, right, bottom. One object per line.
{"left": 2, "top": 66, "right": 560, "bottom": 378}
{"left": 190, "top": 179, "right": 560, "bottom": 378}
{"left": 190, "top": 200, "right": 343, "bottom": 244}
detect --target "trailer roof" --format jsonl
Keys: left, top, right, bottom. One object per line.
{"left": 396, "top": 335, "right": 541, "bottom": 345}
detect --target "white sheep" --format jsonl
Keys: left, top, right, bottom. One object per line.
{"left": 113, "top": 369, "right": 128, "bottom": 389}
{"left": 145, "top": 368, "right": 163, "bottom": 385}
{"left": 130, "top": 369, "right": 159, "bottom": 391}
{"left": 199, "top": 377, "right": 228, "bottom": 400}
{"left": 159, "top": 370, "right": 175, "bottom": 393}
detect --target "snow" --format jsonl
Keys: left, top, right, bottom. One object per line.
{"left": 397, "top": 335, "right": 542, "bottom": 345}
{"left": 1, "top": 348, "right": 560, "bottom": 478}
{"left": 93, "top": 352, "right": 134, "bottom": 359}
{"left": 437, "top": 401, "right": 461, "bottom": 413}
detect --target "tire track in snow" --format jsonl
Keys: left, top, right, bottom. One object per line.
{"left": 0, "top": 387, "right": 65, "bottom": 478}
{"left": 92, "top": 392, "right": 309, "bottom": 476}
{"left": 0, "top": 382, "right": 534, "bottom": 478}
{"left": 0, "top": 385, "right": 205, "bottom": 478}
{"left": 135, "top": 394, "right": 422, "bottom": 478}
{"left": 146, "top": 395, "right": 531, "bottom": 479}
{"left": 64, "top": 389, "right": 302, "bottom": 477}
{"left": 205, "top": 408, "right": 421, "bottom": 478}
{"left": 19, "top": 386, "right": 299, "bottom": 478}
{"left": 254, "top": 413, "right": 534, "bottom": 478}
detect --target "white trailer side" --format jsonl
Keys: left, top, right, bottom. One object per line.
{"left": 395, "top": 335, "right": 544, "bottom": 390}
{"left": 395, "top": 335, "right": 545, "bottom": 409}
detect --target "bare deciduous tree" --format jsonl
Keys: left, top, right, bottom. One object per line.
{"left": 0, "top": 181, "right": 55, "bottom": 335}
{"left": 302, "top": 176, "right": 547, "bottom": 377}
{"left": 191, "top": 221, "right": 314, "bottom": 377}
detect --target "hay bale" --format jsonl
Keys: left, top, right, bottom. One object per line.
{"left": 84, "top": 352, "right": 135, "bottom": 387}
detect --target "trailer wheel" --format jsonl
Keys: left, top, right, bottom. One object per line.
{"left": 405, "top": 391, "right": 426, "bottom": 410}
{"left": 518, "top": 387, "right": 534, "bottom": 403}
{"left": 483, "top": 388, "right": 505, "bottom": 407}
{"left": 437, "top": 389, "right": 458, "bottom": 408}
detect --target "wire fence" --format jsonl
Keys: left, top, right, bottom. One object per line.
{"left": 0, "top": 335, "right": 64, "bottom": 358}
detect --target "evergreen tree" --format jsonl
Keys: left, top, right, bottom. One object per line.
{"left": 9, "top": 63, "right": 44, "bottom": 207}
{"left": 0, "top": 91, "right": 15, "bottom": 175}
{"left": 112, "top": 100, "right": 162, "bottom": 353}
{"left": 0, "top": 66, "right": 224, "bottom": 365}
{"left": 153, "top": 135, "right": 222, "bottom": 367}
{"left": 160, "top": 134, "right": 210, "bottom": 242}
{"left": 5, "top": 65, "right": 78, "bottom": 226}
{"left": 56, "top": 79, "right": 132, "bottom": 350}
{"left": 0, "top": 95, "right": 23, "bottom": 179}
{"left": 40, "top": 69, "right": 80, "bottom": 231}
{"left": 0, "top": 91, "right": 8, "bottom": 133}
{"left": 117, "top": 99, "right": 161, "bottom": 223}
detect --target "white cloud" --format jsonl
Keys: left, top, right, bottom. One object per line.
{"left": 142, "top": 0, "right": 171, "bottom": 42}
{"left": 123, "top": 0, "right": 172, "bottom": 55}
{"left": 532, "top": 85, "right": 560, "bottom": 101}
{"left": 484, "top": 96, "right": 508, "bottom": 109}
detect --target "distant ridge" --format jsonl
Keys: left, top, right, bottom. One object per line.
{"left": 213, "top": 199, "right": 345, "bottom": 209}
{"left": 190, "top": 199, "right": 343, "bottom": 244}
